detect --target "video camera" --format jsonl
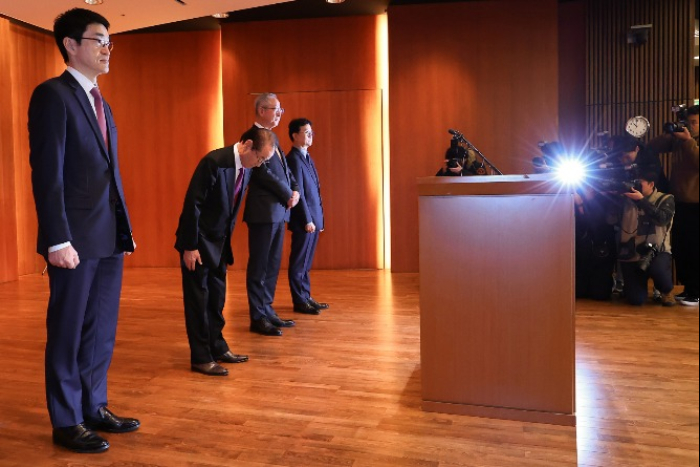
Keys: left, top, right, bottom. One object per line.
{"left": 663, "top": 104, "right": 691, "bottom": 134}
{"left": 445, "top": 138, "right": 467, "bottom": 170}
{"left": 589, "top": 162, "right": 642, "bottom": 194}
{"left": 442, "top": 133, "right": 487, "bottom": 175}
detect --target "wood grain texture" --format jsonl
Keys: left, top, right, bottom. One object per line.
{"left": 99, "top": 30, "right": 225, "bottom": 268}
{"left": 6, "top": 23, "right": 64, "bottom": 277}
{"left": 0, "top": 19, "right": 19, "bottom": 284}
{"left": 419, "top": 180, "right": 575, "bottom": 424}
{"left": 221, "top": 16, "right": 384, "bottom": 270}
{"left": 228, "top": 90, "right": 385, "bottom": 271}
{"left": 388, "top": 0, "right": 559, "bottom": 273}
{"left": 0, "top": 269, "right": 697, "bottom": 466}
{"left": 558, "top": 0, "right": 588, "bottom": 153}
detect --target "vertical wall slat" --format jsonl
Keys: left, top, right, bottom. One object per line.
{"left": 587, "top": 0, "right": 695, "bottom": 144}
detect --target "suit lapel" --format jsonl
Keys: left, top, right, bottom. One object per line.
{"left": 300, "top": 150, "right": 320, "bottom": 186}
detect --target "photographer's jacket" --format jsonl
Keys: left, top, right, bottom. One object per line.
{"left": 648, "top": 134, "right": 699, "bottom": 204}
{"left": 617, "top": 189, "right": 675, "bottom": 262}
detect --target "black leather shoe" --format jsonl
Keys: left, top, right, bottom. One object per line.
{"left": 250, "top": 318, "right": 283, "bottom": 336}
{"left": 309, "top": 298, "right": 330, "bottom": 310}
{"left": 85, "top": 407, "right": 140, "bottom": 434}
{"left": 269, "top": 315, "right": 296, "bottom": 328}
{"left": 294, "top": 302, "right": 321, "bottom": 315}
{"left": 215, "top": 351, "right": 249, "bottom": 364}
{"left": 191, "top": 362, "right": 229, "bottom": 376}
{"left": 53, "top": 424, "right": 109, "bottom": 453}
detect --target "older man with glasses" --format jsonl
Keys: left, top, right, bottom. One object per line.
{"left": 244, "top": 93, "right": 300, "bottom": 336}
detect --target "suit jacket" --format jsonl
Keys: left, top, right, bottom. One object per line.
{"left": 287, "top": 147, "right": 325, "bottom": 232}
{"left": 175, "top": 146, "right": 251, "bottom": 268}
{"left": 28, "top": 71, "right": 133, "bottom": 259}
{"left": 243, "top": 126, "right": 299, "bottom": 224}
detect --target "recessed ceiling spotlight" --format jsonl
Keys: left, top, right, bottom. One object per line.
{"left": 84, "top": 0, "right": 104, "bottom": 5}
{"left": 212, "top": 12, "right": 230, "bottom": 19}
{"left": 326, "top": 0, "right": 346, "bottom": 3}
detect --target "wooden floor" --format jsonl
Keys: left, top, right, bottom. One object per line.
{"left": 0, "top": 269, "right": 697, "bottom": 467}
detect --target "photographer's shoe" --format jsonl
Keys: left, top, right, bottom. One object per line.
{"left": 679, "top": 296, "right": 699, "bottom": 307}
{"left": 675, "top": 291, "right": 688, "bottom": 301}
{"left": 660, "top": 293, "right": 676, "bottom": 307}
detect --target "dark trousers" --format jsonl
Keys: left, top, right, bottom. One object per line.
{"left": 673, "top": 202, "right": 699, "bottom": 297}
{"left": 180, "top": 256, "right": 229, "bottom": 364}
{"left": 620, "top": 253, "right": 674, "bottom": 306}
{"left": 288, "top": 230, "right": 320, "bottom": 305}
{"left": 45, "top": 254, "right": 124, "bottom": 428}
{"left": 247, "top": 222, "right": 285, "bottom": 321}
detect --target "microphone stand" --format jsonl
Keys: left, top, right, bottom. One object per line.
{"left": 451, "top": 131, "right": 504, "bottom": 175}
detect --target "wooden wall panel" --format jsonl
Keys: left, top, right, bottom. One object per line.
{"left": 388, "top": 1, "right": 559, "bottom": 273}
{"left": 8, "top": 22, "right": 64, "bottom": 277}
{"left": 229, "top": 90, "right": 384, "bottom": 271}
{"left": 586, "top": 0, "right": 696, "bottom": 147}
{"left": 222, "top": 16, "right": 384, "bottom": 270}
{"left": 559, "top": 0, "right": 588, "bottom": 152}
{"left": 0, "top": 19, "right": 19, "bottom": 284}
{"left": 99, "top": 30, "right": 224, "bottom": 268}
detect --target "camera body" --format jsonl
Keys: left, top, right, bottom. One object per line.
{"left": 590, "top": 162, "right": 642, "bottom": 194}
{"left": 445, "top": 137, "right": 467, "bottom": 169}
{"left": 636, "top": 242, "right": 658, "bottom": 272}
{"left": 663, "top": 105, "right": 690, "bottom": 134}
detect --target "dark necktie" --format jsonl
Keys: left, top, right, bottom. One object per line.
{"left": 89, "top": 86, "right": 108, "bottom": 147}
{"left": 232, "top": 168, "right": 244, "bottom": 208}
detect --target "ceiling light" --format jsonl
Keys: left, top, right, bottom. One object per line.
{"left": 326, "top": 0, "right": 346, "bottom": 3}
{"left": 212, "top": 12, "right": 229, "bottom": 19}
{"left": 84, "top": 0, "right": 104, "bottom": 5}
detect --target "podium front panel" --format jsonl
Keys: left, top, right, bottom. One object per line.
{"left": 419, "top": 182, "right": 576, "bottom": 425}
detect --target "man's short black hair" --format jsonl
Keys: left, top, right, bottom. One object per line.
{"left": 54, "top": 8, "right": 110, "bottom": 63}
{"left": 239, "top": 127, "right": 278, "bottom": 151}
{"left": 639, "top": 170, "right": 659, "bottom": 185}
{"left": 610, "top": 134, "right": 640, "bottom": 156}
{"left": 288, "top": 118, "right": 312, "bottom": 141}
{"left": 688, "top": 105, "right": 699, "bottom": 117}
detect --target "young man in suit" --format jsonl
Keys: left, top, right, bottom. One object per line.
{"left": 28, "top": 8, "right": 138, "bottom": 454}
{"left": 245, "top": 93, "right": 300, "bottom": 336}
{"left": 175, "top": 128, "right": 276, "bottom": 376}
{"left": 286, "top": 119, "right": 330, "bottom": 314}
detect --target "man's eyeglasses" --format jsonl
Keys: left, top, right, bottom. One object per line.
{"left": 80, "top": 37, "right": 114, "bottom": 51}
{"left": 262, "top": 107, "right": 285, "bottom": 115}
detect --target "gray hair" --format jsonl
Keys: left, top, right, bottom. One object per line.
{"left": 255, "top": 93, "right": 278, "bottom": 113}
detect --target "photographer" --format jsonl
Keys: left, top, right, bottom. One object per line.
{"left": 613, "top": 171, "right": 676, "bottom": 307}
{"left": 574, "top": 185, "right": 617, "bottom": 300}
{"left": 647, "top": 105, "right": 699, "bottom": 306}
{"left": 609, "top": 134, "right": 670, "bottom": 192}
{"left": 437, "top": 140, "right": 478, "bottom": 176}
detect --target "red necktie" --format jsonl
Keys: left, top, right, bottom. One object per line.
{"left": 232, "top": 168, "right": 244, "bottom": 207}
{"left": 90, "top": 87, "right": 108, "bottom": 146}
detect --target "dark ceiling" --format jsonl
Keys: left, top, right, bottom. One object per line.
{"left": 135, "top": 0, "right": 468, "bottom": 34}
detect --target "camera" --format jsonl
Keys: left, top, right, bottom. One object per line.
{"left": 663, "top": 105, "right": 690, "bottom": 134}
{"left": 636, "top": 242, "right": 658, "bottom": 272}
{"left": 588, "top": 159, "right": 643, "bottom": 194}
{"left": 440, "top": 134, "right": 486, "bottom": 176}
{"left": 445, "top": 138, "right": 467, "bottom": 169}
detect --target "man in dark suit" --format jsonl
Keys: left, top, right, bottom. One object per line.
{"left": 175, "top": 128, "right": 276, "bottom": 376}
{"left": 286, "top": 119, "right": 330, "bottom": 314}
{"left": 28, "top": 8, "right": 138, "bottom": 454}
{"left": 245, "top": 93, "right": 300, "bottom": 336}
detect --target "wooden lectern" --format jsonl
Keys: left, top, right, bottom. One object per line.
{"left": 418, "top": 175, "right": 576, "bottom": 426}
